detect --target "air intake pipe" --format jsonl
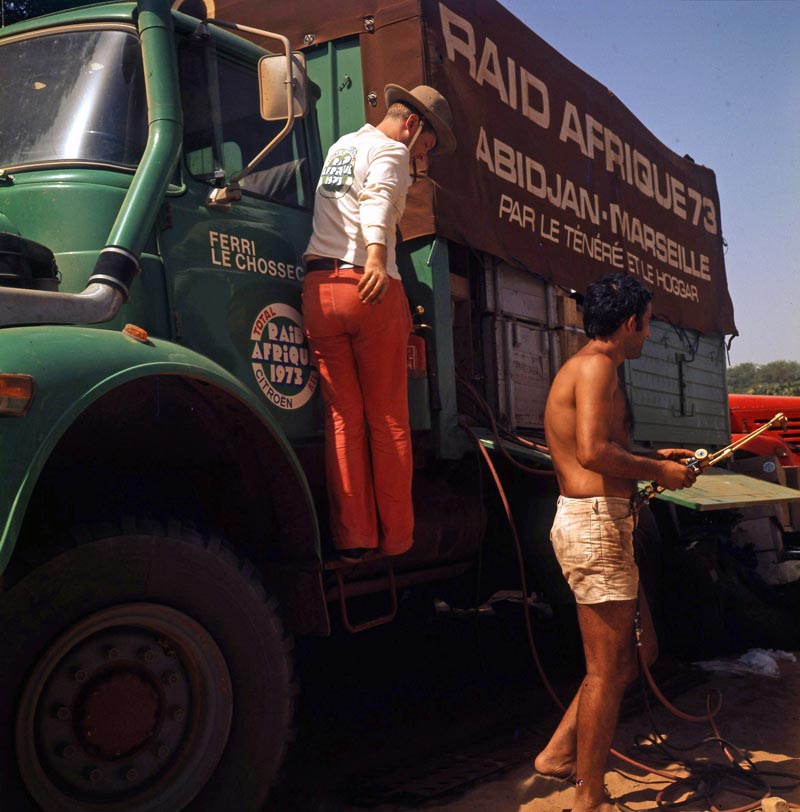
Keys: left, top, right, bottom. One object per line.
{"left": 0, "top": 0, "right": 182, "bottom": 326}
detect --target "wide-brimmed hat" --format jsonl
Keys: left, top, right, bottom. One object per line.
{"left": 384, "top": 83, "right": 456, "bottom": 156}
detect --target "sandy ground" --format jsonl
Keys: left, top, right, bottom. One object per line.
{"left": 345, "top": 656, "right": 800, "bottom": 812}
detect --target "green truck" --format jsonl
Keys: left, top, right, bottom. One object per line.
{"left": 0, "top": 1, "right": 749, "bottom": 809}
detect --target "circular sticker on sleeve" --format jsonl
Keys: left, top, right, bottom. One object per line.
{"left": 250, "top": 303, "right": 318, "bottom": 410}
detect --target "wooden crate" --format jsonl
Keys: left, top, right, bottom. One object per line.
{"left": 557, "top": 295, "right": 583, "bottom": 329}
{"left": 559, "top": 328, "right": 588, "bottom": 360}
{"left": 449, "top": 272, "right": 470, "bottom": 302}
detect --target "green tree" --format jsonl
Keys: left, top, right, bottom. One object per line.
{"left": 727, "top": 362, "right": 758, "bottom": 393}
{"left": 750, "top": 381, "right": 800, "bottom": 396}
{"left": 728, "top": 360, "right": 800, "bottom": 396}
{"left": 755, "top": 360, "right": 800, "bottom": 388}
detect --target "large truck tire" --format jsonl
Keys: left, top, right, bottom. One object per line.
{"left": 0, "top": 518, "right": 295, "bottom": 812}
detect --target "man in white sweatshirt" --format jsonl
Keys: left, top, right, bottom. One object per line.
{"left": 303, "top": 84, "right": 456, "bottom": 562}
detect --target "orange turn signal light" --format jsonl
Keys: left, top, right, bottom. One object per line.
{"left": 122, "top": 323, "right": 149, "bottom": 343}
{"left": 0, "top": 373, "right": 35, "bottom": 417}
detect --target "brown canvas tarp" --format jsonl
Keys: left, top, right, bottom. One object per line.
{"left": 199, "top": 0, "right": 420, "bottom": 50}
{"left": 204, "top": 0, "right": 737, "bottom": 335}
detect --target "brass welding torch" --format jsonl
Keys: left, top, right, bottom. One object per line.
{"left": 632, "top": 412, "right": 788, "bottom": 512}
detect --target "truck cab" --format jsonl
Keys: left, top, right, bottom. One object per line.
{"left": 0, "top": 5, "right": 487, "bottom": 809}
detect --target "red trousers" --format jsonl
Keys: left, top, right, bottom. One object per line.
{"left": 302, "top": 268, "right": 414, "bottom": 554}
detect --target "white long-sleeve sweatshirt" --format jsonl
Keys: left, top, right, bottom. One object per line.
{"left": 304, "top": 124, "right": 410, "bottom": 279}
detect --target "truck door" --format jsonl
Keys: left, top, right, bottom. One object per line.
{"left": 157, "top": 32, "right": 320, "bottom": 440}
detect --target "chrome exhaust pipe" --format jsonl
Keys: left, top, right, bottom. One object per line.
{"left": 0, "top": 246, "right": 138, "bottom": 325}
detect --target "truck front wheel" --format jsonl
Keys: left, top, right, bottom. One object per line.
{"left": 0, "top": 519, "right": 294, "bottom": 812}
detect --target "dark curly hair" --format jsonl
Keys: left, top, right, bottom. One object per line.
{"left": 582, "top": 273, "right": 653, "bottom": 339}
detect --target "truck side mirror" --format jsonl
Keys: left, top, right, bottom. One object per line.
{"left": 258, "top": 52, "right": 308, "bottom": 121}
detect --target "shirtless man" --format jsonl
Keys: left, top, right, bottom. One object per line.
{"left": 535, "top": 273, "right": 696, "bottom": 812}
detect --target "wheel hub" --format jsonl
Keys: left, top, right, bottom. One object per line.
{"left": 76, "top": 669, "right": 161, "bottom": 759}
{"left": 16, "top": 604, "right": 232, "bottom": 812}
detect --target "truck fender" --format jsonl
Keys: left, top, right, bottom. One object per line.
{"left": 0, "top": 326, "right": 328, "bottom": 636}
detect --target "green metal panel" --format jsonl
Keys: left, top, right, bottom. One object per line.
{"left": 407, "top": 376, "right": 432, "bottom": 431}
{"left": 648, "top": 468, "right": 800, "bottom": 512}
{"left": 0, "top": 325, "right": 318, "bottom": 571}
{"left": 398, "top": 236, "right": 463, "bottom": 459}
{"left": 474, "top": 430, "right": 552, "bottom": 467}
{"left": 304, "top": 36, "right": 365, "bottom": 155}
{"left": 625, "top": 320, "right": 730, "bottom": 449}
{"left": 157, "top": 182, "right": 318, "bottom": 440}
{"left": 0, "top": 170, "right": 172, "bottom": 335}
{"left": 155, "top": 14, "right": 322, "bottom": 440}
{"left": 0, "top": 170, "right": 136, "bottom": 253}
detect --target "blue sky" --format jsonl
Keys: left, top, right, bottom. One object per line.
{"left": 502, "top": 0, "right": 799, "bottom": 366}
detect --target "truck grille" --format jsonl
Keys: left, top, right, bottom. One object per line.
{"left": 750, "top": 414, "right": 800, "bottom": 454}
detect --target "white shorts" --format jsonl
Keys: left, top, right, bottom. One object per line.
{"left": 550, "top": 496, "right": 638, "bottom": 605}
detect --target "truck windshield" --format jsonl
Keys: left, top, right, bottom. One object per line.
{"left": 0, "top": 28, "right": 147, "bottom": 170}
